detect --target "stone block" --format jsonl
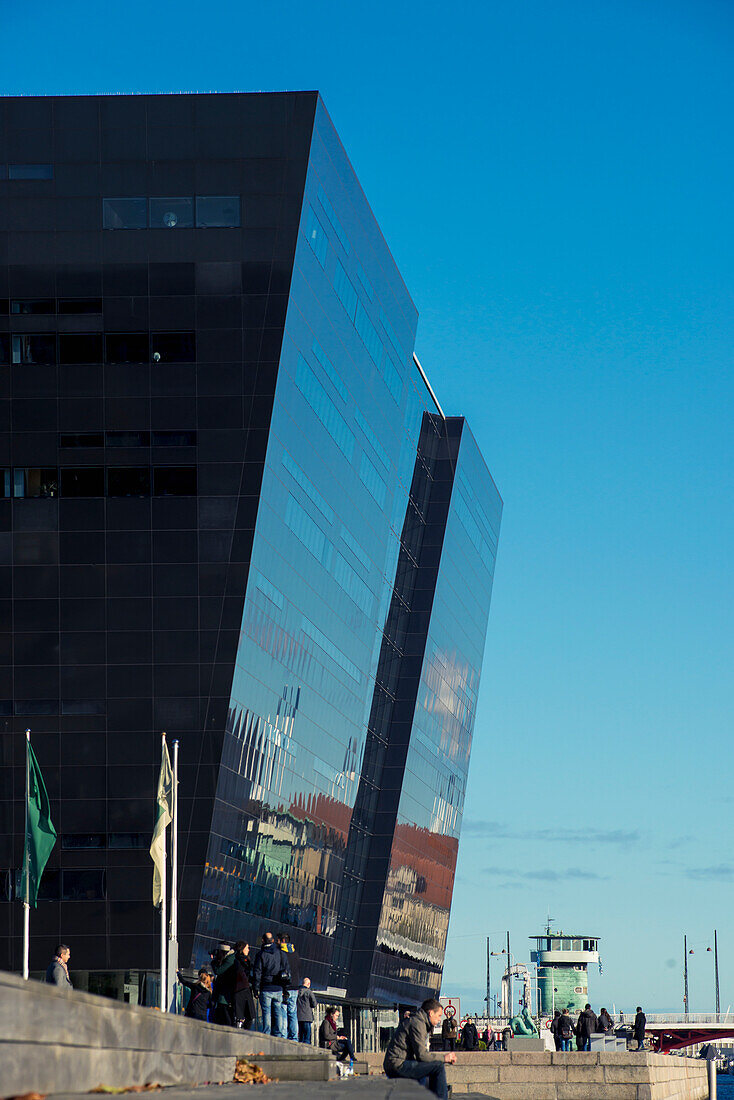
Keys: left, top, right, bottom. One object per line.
{"left": 447, "top": 1065, "right": 499, "bottom": 1084}
{"left": 487, "top": 1085, "right": 557, "bottom": 1100}
{"left": 556, "top": 1085, "right": 638, "bottom": 1099}
{"left": 565, "top": 1067, "right": 604, "bottom": 1082}
{"left": 602, "top": 1065, "right": 650, "bottom": 1083}
{"left": 551, "top": 1052, "right": 599, "bottom": 1065}
{"left": 599, "top": 1052, "right": 651, "bottom": 1065}
{"left": 498, "top": 1066, "right": 560, "bottom": 1083}
{"left": 509, "top": 1051, "right": 552, "bottom": 1065}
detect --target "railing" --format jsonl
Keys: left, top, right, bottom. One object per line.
{"left": 619, "top": 1013, "right": 734, "bottom": 1026}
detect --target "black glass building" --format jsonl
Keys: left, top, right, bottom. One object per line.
{"left": 0, "top": 92, "right": 502, "bottom": 1008}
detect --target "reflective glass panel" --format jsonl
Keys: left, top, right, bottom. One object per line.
{"left": 195, "top": 195, "right": 240, "bottom": 228}
{"left": 103, "top": 197, "right": 148, "bottom": 229}
{"left": 149, "top": 197, "right": 194, "bottom": 229}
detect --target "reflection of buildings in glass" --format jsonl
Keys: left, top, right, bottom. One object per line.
{"left": 0, "top": 91, "right": 502, "bottom": 1007}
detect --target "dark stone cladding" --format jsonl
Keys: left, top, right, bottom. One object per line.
{"left": 0, "top": 92, "right": 318, "bottom": 974}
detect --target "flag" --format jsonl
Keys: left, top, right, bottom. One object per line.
{"left": 150, "top": 738, "right": 173, "bottom": 908}
{"left": 20, "top": 741, "right": 57, "bottom": 908}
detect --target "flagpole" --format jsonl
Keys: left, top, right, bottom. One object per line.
{"left": 22, "top": 729, "right": 30, "bottom": 980}
{"left": 168, "top": 739, "right": 179, "bottom": 1013}
{"left": 159, "top": 731, "right": 167, "bottom": 1012}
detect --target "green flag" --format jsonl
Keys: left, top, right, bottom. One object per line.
{"left": 150, "top": 738, "right": 173, "bottom": 908}
{"left": 20, "top": 741, "right": 57, "bottom": 908}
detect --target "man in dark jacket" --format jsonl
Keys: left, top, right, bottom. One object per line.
{"left": 45, "top": 944, "right": 72, "bottom": 989}
{"left": 178, "top": 968, "right": 213, "bottom": 1021}
{"left": 296, "top": 977, "right": 318, "bottom": 1044}
{"left": 277, "top": 931, "right": 301, "bottom": 1041}
{"left": 384, "top": 998, "right": 456, "bottom": 1100}
{"left": 558, "top": 1008, "right": 574, "bottom": 1051}
{"left": 633, "top": 1007, "right": 647, "bottom": 1050}
{"left": 441, "top": 1013, "right": 457, "bottom": 1051}
{"left": 575, "top": 1004, "right": 598, "bottom": 1051}
{"left": 461, "top": 1017, "right": 479, "bottom": 1050}
{"left": 252, "top": 931, "right": 289, "bottom": 1037}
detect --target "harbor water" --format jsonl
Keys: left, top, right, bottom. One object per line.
{"left": 717, "top": 1075, "right": 734, "bottom": 1098}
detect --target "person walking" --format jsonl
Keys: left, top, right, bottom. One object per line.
{"left": 575, "top": 1004, "right": 598, "bottom": 1052}
{"left": 558, "top": 1008, "right": 574, "bottom": 1051}
{"left": 296, "top": 977, "right": 318, "bottom": 1044}
{"left": 178, "top": 968, "right": 213, "bottom": 1021}
{"left": 45, "top": 945, "right": 72, "bottom": 989}
{"left": 633, "top": 1006, "right": 647, "bottom": 1051}
{"left": 598, "top": 1007, "right": 613, "bottom": 1034}
{"left": 252, "top": 931, "right": 289, "bottom": 1037}
{"left": 383, "top": 998, "right": 456, "bottom": 1100}
{"left": 319, "top": 1006, "right": 356, "bottom": 1075}
{"left": 550, "top": 1009, "right": 562, "bottom": 1051}
{"left": 441, "top": 1012, "right": 457, "bottom": 1051}
{"left": 212, "top": 943, "right": 237, "bottom": 1026}
{"left": 461, "top": 1017, "right": 479, "bottom": 1051}
{"left": 233, "top": 941, "right": 256, "bottom": 1030}
{"left": 277, "top": 931, "right": 301, "bottom": 1041}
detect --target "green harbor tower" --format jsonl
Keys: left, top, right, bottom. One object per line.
{"left": 530, "top": 928, "right": 600, "bottom": 1016}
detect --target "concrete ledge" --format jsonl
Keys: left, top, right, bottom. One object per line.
{"left": 0, "top": 969, "right": 330, "bottom": 1098}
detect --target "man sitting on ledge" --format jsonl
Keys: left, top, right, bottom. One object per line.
{"left": 384, "top": 998, "right": 457, "bottom": 1100}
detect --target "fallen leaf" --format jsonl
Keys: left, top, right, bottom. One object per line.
{"left": 9, "top": 1093, "right": 46, "bottom": 1100}
{"left": 233, "top": 1059, "right": 271, "bottom": 1085}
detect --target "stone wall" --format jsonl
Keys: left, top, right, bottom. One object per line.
{"left": 361, "top": 1050, "right": 709, "bottom": 1100}
{"left": 0, "top": 970, "right": 329, "bottom": 1098}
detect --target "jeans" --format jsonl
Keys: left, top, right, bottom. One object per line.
{"left": 561, "top": 1038, "right": 572, "bottom": 1051}
{"left": 386, "top": 1060, "right": 448, "bottom": 1100}
{"left": 333, "top": 1037, "right": 356, "bottom": 1062}
{"left": 580, "top": 1038, "right": 591, "bottom": 1051}
{"left": 298, "top": 1020, "right": 312, "bottom": 1044}
{"left": 259, "top": 988, "right": 286, "bottom": 1037}
{"left": 284, "top": 988, "right": 298, "bottom": 1040}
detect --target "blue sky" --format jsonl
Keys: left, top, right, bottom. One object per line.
{"left": 3, "top": 0, "right": 733, "bottom": 1013}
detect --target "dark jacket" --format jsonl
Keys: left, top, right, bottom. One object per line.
{"left": 279, "top": 942, "right": 301, "bottom": 990}
{"left": 213, "top": 950, "right": 237, "bottom": 1007}
{"left": 253, "top": 942, "right": 290, "bottom": 993}
{"left": 45, "top": 958, "right": 72, "bottom": 988}
{"left": 576, "top": 1008, "right": 598, "bottom": 1039}
{"left": 634, "top": 1011, "right": 647, "bottom": 1040}
{"left": 558, "top": 1013, "right": 574, "bottom": 1039}
{"left": 384, "top": 1008, "right": 441, "bottom": 1073}
{"left": 550, "top": 1013, "right": 561, "bottom": 1036}
{"left": 598, "top": 1010, "right": 613, "bottom": 1033}
{"left": 319, "top": 1014, "right": 344, "bottom": 1052}
{"left": 461, "top": 1021, "right": 479, "bottom": 1050}
{"left": 297, "top": 985, "right": 318, "bottom": 1022}
{"left": 441, "top": 1017, "right": 457, "bottom": 1040}
{"left": 179, "top": 975, "right": 212, "bottom": 1021}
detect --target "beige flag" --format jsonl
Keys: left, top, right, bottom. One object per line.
{"left": 149, "top": 738, "right": 172, "bottom": 907}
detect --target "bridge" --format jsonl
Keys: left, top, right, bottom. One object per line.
{"left": 619, "top": 1012, "right": 734, "bottom": 1053}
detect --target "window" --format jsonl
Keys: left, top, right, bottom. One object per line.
{"left": 1, "top": 469, "right": 11, "bottom": 497}
{"left": 107, "top": 467, "right": 150, "bottom": 497}
{"left": 59, "top": 334, "right": 103, "bottom": 364}
{"left": 196, "top": 195, "right": 240, "bottom": 228}
{"left": 295, "top": 355, "right": 355, "bottom": 461}
{"left": 355, "top": 408, "right": 390, "bottom": 469}
{"left": 106, "top": 430, "right": 150, "bottom": 447}
{"left": 61, "top": 835, "right": 105, "bottom": 850}
{"left": 334, "top": 260, "right": 358, "bottom": 320}
{"left": 10, "top": 299, "right": 54, "bottom": 314}
{"left": 150, "top": 332, "right": 196, "bottom": 362}
{"left": 105, "top": 333, "right": 149, "bottom": 364}
{"left": 381, "top": 349, "right": 403, "bottom": 404}
{"left": 302, "top": 618, "right": 361, "bottom": 683}
{"left": 0, "top": 335, "right": 9, "bottom": 364}
{"left": 58, "top": 298, "right": 102, "bottom": 314}
{"left": 108, "top": 833, "right": 148, "bottom": 849}
{"left": 152, "top": 430, "right": 196, "bottom": 447}
{"left": 312, "top": 339, "right": 347, "bottom": 401}
{"left": 149, "top": 197, "right": 194, "bottom": 229}
{"left": 61, "top": 700, "right": 105, "bottom": 715}
{"left": 59, "top": 433, "right": 104, "bottom": 448}
{"left": 62, "top": 869, "right": 106, "bottom": 901}
{"left": 285, "top": 495, "right": 331, "bottom": 567}
{"left": 12, "top": 334, "right": 56, "bottom": 365}
{"left": 153, "top": 466, "right": 197, "bottom": 495}
{"left": 354, "top": 302, "right": 382, "bottom": 365}
{"left": 333, "top": 553, "right": 374, "bottom": 617}
{"left": 356, "top": 262, "right": 373, "bottom": 301}
{"left": 304, "top": 206, "right": 328, "bottom": 267}
{"left": 103, "top": 198, "right": 147, "bottom": 230}
{"left": 9, "top": 164, "right": 53, "bottom": 179}
{"left": 282, "top": 450, "right": 334, "bottom": 524}
{"left": 317, "top": 186, "right": 349, "bottom": 254}
{"left": 60, "top": 467, "right": 104, "bottom": 497}
{"left": 359, "top": 453, "right": 387, "bottom": 508}
{"left": 13, "top": 468, "right": 58, "bottom": 498}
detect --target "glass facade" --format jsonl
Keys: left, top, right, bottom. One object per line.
{"left": 0, "top": 92, "right": 501, "bottom": 1005}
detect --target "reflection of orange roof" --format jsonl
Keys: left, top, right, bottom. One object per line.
{"left": 288, "top": 791, "right": 352, "bottom": 843}
{"left": 390, "top": 822, "right": 459, "bottom": 907}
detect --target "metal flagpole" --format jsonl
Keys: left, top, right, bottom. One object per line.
{"left": 715, "top": 930, "right": 720, "bottom": 1016}
{"left": 22, "top": 729, "right": 31, "bottom": 980}
{"left": 167, "top": 740, "right": 179, "bottom": 1013}
{"left": 159, "top": 732, "right": 167, "bottom": 1012}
